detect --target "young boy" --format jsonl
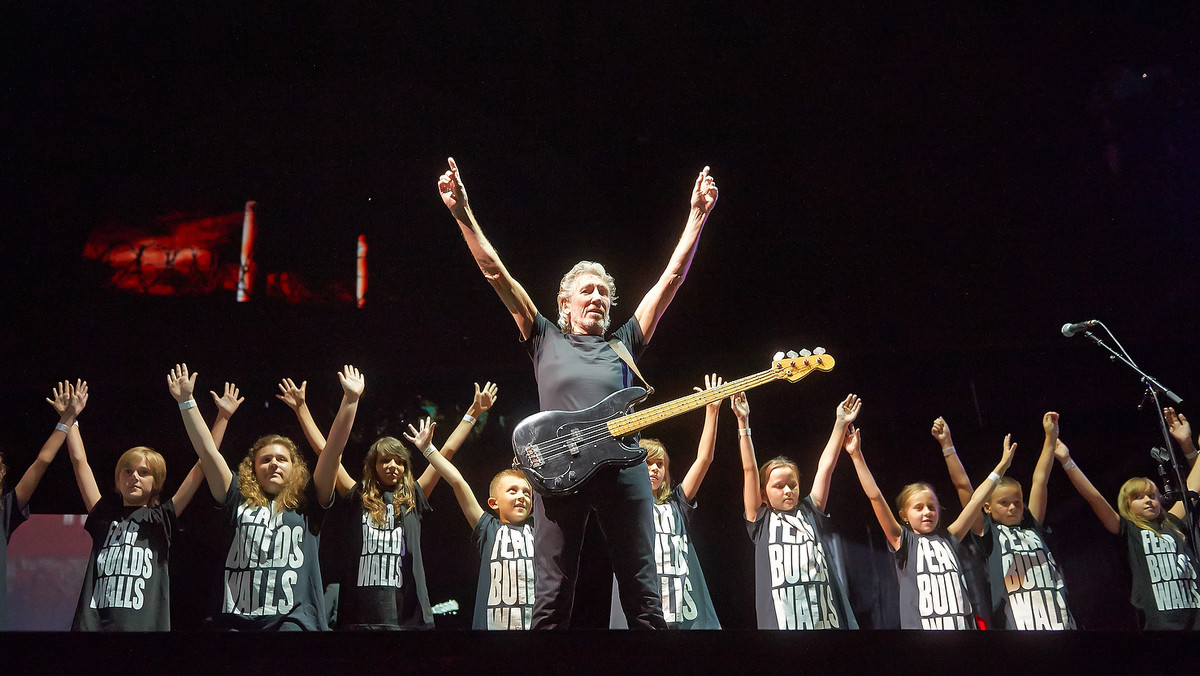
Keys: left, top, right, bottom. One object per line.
{"left": 933, "top": 414, "right": 1075, "bottom": 629}
{"left": 411, "top": 420, "right": 535, "bottom": 630}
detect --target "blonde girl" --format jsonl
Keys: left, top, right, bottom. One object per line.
{"left": 610, "top": 374, "right": 725, "bottom": 629}
{"left": 1054, "top": 416, "right": 1200, "bottom": 630}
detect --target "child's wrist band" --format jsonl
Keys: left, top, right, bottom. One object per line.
{"left": 1062, "top": 460, "right": 1077, "bottom": 471}
{"left": 462, "top": 413, "right": 477, "bottom": 425}
{"left": 423, "top": 444, "right": 436, "bottom": 458}
{"left": 942, "top": 445, "right": 956, "bottom": 457}
{"left": 738, "top": 428, "right": 752, "bottom": 437}
{"left": 179, "top": 399, "right": 197, "bottom": 410}
{"left": 988, "top": 472, "right": 1002, "bottom": 484}
{"left": 55, "top": 422, "right": 71, "bottom": 434}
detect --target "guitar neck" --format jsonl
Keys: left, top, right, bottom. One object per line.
{"left": 608, "top": 368, "right": 782, "bottom": 437}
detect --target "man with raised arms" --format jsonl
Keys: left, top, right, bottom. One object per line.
{"left": 437, "top": 158, "right": 718, "bottom": 629}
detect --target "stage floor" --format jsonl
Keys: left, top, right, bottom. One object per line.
{"left": 5, "top": 629, "right": 1200, "bottom": 674}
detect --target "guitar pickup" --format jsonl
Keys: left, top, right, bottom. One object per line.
{"left": 523, "top": 444, "right": 544, "bottom": 469}
{"left": 566, "top": 428, "right": 584, "bottom": 456}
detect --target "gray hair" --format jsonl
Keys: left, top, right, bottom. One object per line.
{"left": 556, "top": 261, "right": 618, "bottom": 333}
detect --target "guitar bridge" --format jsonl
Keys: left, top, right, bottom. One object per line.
{"left": 522, "top": 443, "right": 544, "bottom": 469}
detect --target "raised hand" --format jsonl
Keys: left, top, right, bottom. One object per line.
{"left": 211, "top": 382, "right": 245, "bottom": 419}
{"left": 337, "top": 365, "right": 365, "bottom": 401}
{"left": 167, "top": 364, "right": 197, "bottom": 403}
{"left": 68, "top": 380, "right": 89, "bottom": 419}
{"left": 837, "top": 394, "right": 862, "bottom": 425}
{"left": 1054, "top": 440, "right": 1071, "bottom": 463}
{"left": 275, "top": 378, "right": 307, "bottom": 411}
{"left": 731, "top": 391, "right": 750, "bottom": 424}
{"left": 1000, "top": 433, "right": 1018, "bottom": 468}
{"left": 843, "top": 424, "right": 862, "bottom": 457}
{"left": 690, "top": 166, "right": 718, "bottom": 214}
{"left": 438, "top": 157, "right": 470, "bottom": 212}
{"left": 474, "top": 381, "right": 499, "bottom": 411}
{"left": 931, "top": 416, "right": 953, "bottom": 449}
{"left": 404, "top": 416, "right": 436, "bottom": 452}
{"left": 695, "top": 373, "right": 725, "bottom": 414}
{"left": 46, "top": 380, "right": 73, "bottom": 416}
{"left": 1165, "top": 407, "right": 1193, "bottom": 447}
{"left": 1043, "top": 411, "right": 1060, "bottom": 438}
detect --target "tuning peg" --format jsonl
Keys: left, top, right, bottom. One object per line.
{"left": 773, "top": 351, "right": 785, "bottom": 361}
{"left": 813, "top": 347, "right": 826, "bottom": 355}
{"left": 797, "top": 349, "right": 811, "bottom": 357}
{"left": 786, "top": 350, "right": 799, "bottom": 359}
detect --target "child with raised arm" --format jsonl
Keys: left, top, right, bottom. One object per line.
{"left": 609, "top": 374, "right": 726, "bottom": 629}
{"left": 932, "top": 414, "right": 1076, "bottom": 629}
{"left": 736, "top": 390, "right": 859, "bottom": 630}
{"left": 171, "top": 363, "right": 361, "bottom": 631}
{"left": 845, "top": 416, "right": 1016, "bottom": 630}
{"left": 276, "top": 377, "right": 498, "bottom": 629}
{"left": 403, "top": 414, "right": 535, "bottom": 630}
{"left": 1054, "top": 415, "right": 1200, "bottom": 629}
{"left": 1, "top": 381, "right": 83, "bottom": 629}
{"left": 69, "top": 379, "right": 240, "bottom": 631}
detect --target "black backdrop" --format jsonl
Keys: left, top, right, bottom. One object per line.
{"left": 4, "top": 3, "right": 1200, "bottom": 637}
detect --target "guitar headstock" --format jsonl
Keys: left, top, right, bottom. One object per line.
{"left": 772, "top": 348, "right": 835, "bottom": 381}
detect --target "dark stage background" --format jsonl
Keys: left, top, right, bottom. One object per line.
{"left": 4, "top": 1, "right": 1200, "bottom": 653}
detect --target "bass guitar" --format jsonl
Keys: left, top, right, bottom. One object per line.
{"left": 512, "top": 349, "right": 834, "bottom": 496}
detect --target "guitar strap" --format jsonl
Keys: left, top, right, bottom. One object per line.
{"left": 607, "top": 338, "right": 653, "bottom": 392}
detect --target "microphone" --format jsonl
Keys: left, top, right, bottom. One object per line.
{"left": 1151, "top": 446, "right": 1179, "bottom": 506}
{"left": 1061, "top": 319, "right": 1099, "bottom": 337}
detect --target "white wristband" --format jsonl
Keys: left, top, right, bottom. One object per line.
{"left": 1062, "top": 460, "right": 1077, "bottom": 471}
{"left": 179, "top": 399, "right": 197, "bottom": 410}
{"left": 423, "top": 444, "right": 436, "bottom": 458}
{"left": 1187, "top": 450, "right": 1198, "bottom": 461}
{"left": 738, "top": 428, "right": 752, "bottom": 437}
{"left": 462, "top": 413, "right": 477, "bottom": 425}
{"left": 988, "top": 472, "right": 1002, "bottom": 484}
{"left": 942, "top": 445, "right": 956, "bottom": 457}
{"left": 55, "top": 422, "right": 71, "bottom": 434}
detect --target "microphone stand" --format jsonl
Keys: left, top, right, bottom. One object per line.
{"left": 1077, "top": 324, "right": 1192, "bottom": 533}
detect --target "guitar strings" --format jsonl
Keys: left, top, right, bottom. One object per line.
{"left": 611, "top": 368, "right": 794, "bottom": 433}
{"left": 526, "top": 367, "right": 800, "bottom": 466}
{"left": 528, "top": 372, "right": 778, "bottom": 466}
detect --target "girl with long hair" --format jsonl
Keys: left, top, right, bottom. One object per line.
{"left": 277, "top": 377, "right": 497, "bottom": 629}
{"left": 1054, "top": 415, "right": 1200, "bottom": 630}
{"left": 610, "top": 374, "right": 724, "bottom": 629}
{"left": 172, "top": 363, "right": 361, "bottom": 630}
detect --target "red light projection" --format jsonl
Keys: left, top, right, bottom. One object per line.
{"left": 82, "top": 202, "right": 365, "bottom": 305}
{"left": 83, "top": 210, "right": 242, "bottom": 296}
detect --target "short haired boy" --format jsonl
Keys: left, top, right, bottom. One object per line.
{"left": 414, "top": 419, "right": 535, "bottom": 630}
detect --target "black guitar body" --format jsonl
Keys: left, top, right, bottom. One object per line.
{"left": 511, "top": 387, "right": 651, "bottom": 496}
